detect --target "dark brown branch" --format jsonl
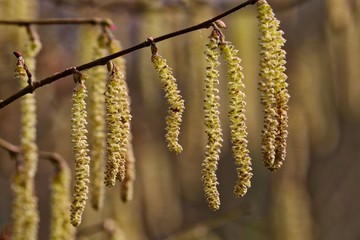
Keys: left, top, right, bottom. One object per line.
{"left": 0, "top": 18, "right": 113, "bottom": 27}
{"left": 0, "top": 0, "right": 258, "bottom": 110}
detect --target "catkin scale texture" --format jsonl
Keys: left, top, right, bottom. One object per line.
{"left": 70, "top": 81, "right": 91, "bottom": 227}
{"left": 151, "top": 53, "right": 185, "bottom": 154}
{"left": 202, "top": 35, "right": 223, "bottom": 211}
{"left": 257, "top": 0, "right": 289, "bottom": 171}
{"left": 104, "top": 63, "right": 131, "bottom": 186}
{"left": 88, "top": 40, "right": 107, "bottom": 210}
{"left": 220, "top": 42, "right": 252, "bottom": 198}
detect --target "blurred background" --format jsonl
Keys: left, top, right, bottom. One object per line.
{"left": 1, "top": 0, "right": 360, "bottom": 239}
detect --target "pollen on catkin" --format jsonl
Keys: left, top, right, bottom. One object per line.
{"left": 104, "top": 61, "right": 131, "bottom": 186}
{"left": 202, "top": 34, "right": 223, "bottom": 211}
{"left": 88, "top": 37, "right": 107, "bottom": 210}
{"left": 70, "top": 73, "right": 91, "bottom": 227}
{"left": 220, "top": 41, "right": 252, "bottom": 198}
{"left": 257, "top": 0, "right": 289, "bottom": 171}
{"left": 50, "top": 161, "right": 74, "bottom": 240}
{"left": 151, "top": 51, "right": 185, "bottom": 154}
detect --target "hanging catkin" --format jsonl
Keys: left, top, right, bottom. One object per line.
{"left": 105, "top": 36, "right": 136, "bottom": 198}
{"left": 12, "top": 39, "right": 41, "bottom": 240}
{"left": 70, "top": 72, "right": 91, "bottom": 227}
{"left": 88, "top": 35, "right": 107, "bottom": 210}
{"left": 257, "top": 0, "right": 289, "bottom": 171}
{"left": 50, "top": 160, "right": 74, "bottom": 240}
{"left": 104, "top": 61, "right": 131, "bottom": 186}
{"left": 220, "top": 41, "right": 253, "bottom": 198}
{"left": 151, "top": 48, "right": 185, "bottom": 154}
{"left": 202, "top": 33, "right": 223, "bottom": 211}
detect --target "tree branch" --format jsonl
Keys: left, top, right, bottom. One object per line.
{"left": 0, "top": 0, "right": 258, "bottom": 110}
{"left": 0, "top": 18, "right": 113, "bottom": 26}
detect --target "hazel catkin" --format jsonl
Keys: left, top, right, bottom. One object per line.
{"left": 104, "top": 61, "right": 131, "bottom": 186}
{"left": 202, "top": 33, "right": 223, "bottom": 211}
{"left": 88, "top": 37, "right": 107, "bottom": 210}
{"left": 151, "top": 51, "right": 185, "bottom": 154}
{"left": 257, "top": 0, "right": 289, "bottom": 171}
{"left": 70, "top": 72, "right": 91, "bottom": 227}
{"left": 220, "top": 41, "right": 252, "bottom": 198}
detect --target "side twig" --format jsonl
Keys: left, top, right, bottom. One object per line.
{"left": 0, "top": 0, "right": 258, "bottom": 110}
{"left": 0, "top": 138, "right": 68, "bottom": 171}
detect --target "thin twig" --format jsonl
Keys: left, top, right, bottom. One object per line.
{"left": 0, "top": 18, "right": 113, "bottom": 26}
{"left": 0, "top": 0, "right": 258, "bottom": 110}
{"left": 0, "top": 138, "right": 69, "bottom": 171}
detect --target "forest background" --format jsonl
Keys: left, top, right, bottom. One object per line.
{"left": 0, "top": 0, "right": 359, "bottom": 239}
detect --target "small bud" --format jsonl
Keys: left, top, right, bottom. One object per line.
{"left": 214, "top": 20, "right": 227, "bottom": 29}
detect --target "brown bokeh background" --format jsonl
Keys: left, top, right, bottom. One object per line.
{"left": 1, "top": 0, "right": 360, "bottom": 239}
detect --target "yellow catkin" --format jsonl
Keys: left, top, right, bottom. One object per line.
{"left": 12, "top": 40, "right": 41, "bottom": 240}
{"left": 106, "top": 38, "right": 136, "bottom": 197}
{"left": 220, "top": 42, "right": 252, "bottom": 198}
{"left": 70, "top": 74, "right": 91, "bottom": 227}
{"left": 151, "top": 53, "right": 185, "bottom": 154}
{"left": 50, "top": 161, "right": 75, "bottom": 240}
{"left": 257, "top": 0, "right": 289, "bottom": 171}
{"left": 202, "top": 34, "right": 223, "bottom": 211}
{"left": 88, "top": 37, "right": 107, "bottom": 211}
{"left": 116, "top": 64, "right": 131, "bottom": 183}
{"left": 104, "top": 62, "right": 130, "bottom": 186}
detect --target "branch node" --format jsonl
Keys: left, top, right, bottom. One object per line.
{"left": 210, "top": 23, "right": 225, "bottom": 43}
{"left": 72, "top": 69, "right": 84, "bottom": 84}
{"left": 147, "top": 37, "right": 158, "bottom": 55}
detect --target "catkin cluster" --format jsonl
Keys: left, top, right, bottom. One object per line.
{"left": 151, "top": 51, "right": 185, "bottom": 154}
{"left": 257, "top": 0, "right": 289, "bottom": 171}
{"left": 70, "top": 73, "right": 91, "bottom": 227}
{"left": 202, "top": 34, "right": 223, "bottom": 211}
{"left": 220, "top": 41, "right": 252, "bottom": 198}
